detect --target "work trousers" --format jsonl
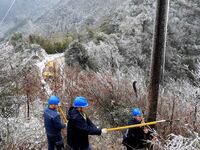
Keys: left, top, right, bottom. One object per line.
{"left": 47, "top": 134, "right": 64, "bottom": 150}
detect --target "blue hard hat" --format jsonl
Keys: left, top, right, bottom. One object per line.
{"left": 48, "top": 95, "right": 60, "bottom": 105}
{"left": 132, "top": 108, "right": 141, "bottom": 116}
{"left": 73, "top": 96, "right": 89, "bottom": 107}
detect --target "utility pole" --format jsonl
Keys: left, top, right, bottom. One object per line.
{"left": 147, "top": 0, "right": 170, "bottom": 122}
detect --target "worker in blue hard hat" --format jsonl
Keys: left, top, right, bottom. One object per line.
{"left": 67, "top": 96, "right": 107, "bottom": 150}
{"left": 44, "top": 95, "right": 67, "bottom": 150}
{"left": 122, "top": 108, "right": 155, "bottom": 150}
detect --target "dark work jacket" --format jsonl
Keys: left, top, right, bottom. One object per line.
{"left": 44, "top": 107, "right": 65, "bottom": 136}
{"left": 67, "top": 108, "right": 101, "bottom": 149}
{"left": 122, "top": 118, "right": 152, "bottom": 149}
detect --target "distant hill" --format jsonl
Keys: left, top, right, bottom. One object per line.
{"left": 0, "top": 0, "right": 60, "bottom": 37}
{"left": 18, "top": 0, "right": 124, "bottom": 36}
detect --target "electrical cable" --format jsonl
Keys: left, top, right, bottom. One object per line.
{"left": 0, "top": 0, "right": 16, "bottom": 27}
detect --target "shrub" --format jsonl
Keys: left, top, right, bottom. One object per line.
{"left": 28, "top": 34, "right": 73, "bottom": 54}
{"left": 100, "top": 22, "right": 119, "bottom": 35}
{"left": 10, "top": 32, "right": 23, "bottom": 47}
{"left": 65, "top": 41, "right": 99, "bottom": 71}
{"left": 99, "top": 17, "right": 119, "bottom": 35}
{"left": 10, "top": 32, "right": 23, "bottom": 42}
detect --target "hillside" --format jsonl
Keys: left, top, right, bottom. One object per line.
{"left": 19, "top": 0, "right": 124, "bottom": 36}
{"left": 0, "top": 0, "right": 200, "bottom": 149}
{"left": 0, "top": 0, "right": 60, "bottom": 37}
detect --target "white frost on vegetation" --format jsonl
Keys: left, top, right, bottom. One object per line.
{"left": 0, "top": 116, "right": 46, "bottom": 149}
{"left": 164, "top": 133, "right": 200, "bottom": 150}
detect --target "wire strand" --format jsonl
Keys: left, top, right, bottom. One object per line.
{"left": 0, "top": 0, "right": 16, "bottom": 27}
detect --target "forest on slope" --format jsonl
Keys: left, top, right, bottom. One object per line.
{"left": 0, "top": 0, "right": 200, "bottom": 149}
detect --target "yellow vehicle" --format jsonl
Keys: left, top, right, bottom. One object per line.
{"left": 43, "top": 60, "right": 56, "bottom": 78}
{"left": 46, "top": 61, "right": 55, "bottom": 68}
{"left": 43, "top": 71, "right": 54, "bottom": 77}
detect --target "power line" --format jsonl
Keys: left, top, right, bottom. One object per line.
{"left": 0, "top": 0, "right": 16, "bottom": 27}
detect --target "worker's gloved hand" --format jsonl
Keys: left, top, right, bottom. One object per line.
{"left": 101, "top": 128, "right": 108, "bottom": 134}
